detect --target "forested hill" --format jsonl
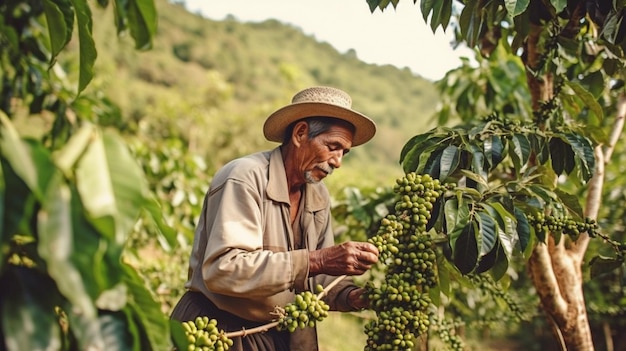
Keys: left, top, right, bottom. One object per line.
{"left": 85, "top": 0, "right": 441, "bottom": 191}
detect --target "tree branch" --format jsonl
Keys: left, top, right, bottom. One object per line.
{"left": 572, "top": 92, "right": 626, "bottom": 258}
{"left": 224, "top": 275, "right": 348, "bottom": 339}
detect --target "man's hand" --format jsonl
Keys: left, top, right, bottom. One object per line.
{"left": 347, "top": 287, "right": 370, "bottom": 310}
{"left": 309, "top": 241, "right": 379, "bottom": 276}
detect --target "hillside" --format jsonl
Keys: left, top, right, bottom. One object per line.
{"left": 85, "top": 0, "right": 441, "bottom": 192}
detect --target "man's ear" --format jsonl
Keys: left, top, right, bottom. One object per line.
{"left": 291, "top": 121, "right": 309, "bottom": 147}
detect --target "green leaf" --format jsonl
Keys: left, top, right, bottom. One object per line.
{"left": 511, "top": 133, "right": 531, "bottom": 168}
{"left": 484, "top": 135, "right": 505, "bottom": 170}
{"left": 563, "top": 80, "right": 604, "bottom": 125}
{"left": 70, "top": 0, "right": 97, "bottom": 94}
{"left": 43, "top": 0, "right": 73, "bottom": 60}
{"left": 488, "top": 244, "right": 509, "bottom": 281}
{"left": 452, "top": 220, "right": 479, "bottom": 274}
{"left": 38, "top": 174, "right": 98, "bottom": 319}
{"left": 549, "top": 136, "right": 573, "bottom": 175}
{"left": 554, "top": 188, "right": 584, "bottom": 219}
{"left": 399, "top": 133, "right": 434, "bottom": 165}
{"left": 475, "top": 240, "right": 509, "bottom": 281}
{"left": 75, "top": 129, "right": 118, "bottom": 234}
{"left": 98, "top": 311, "right": 135, "bottom": 351}
{"left": 0, "top": 113, "right": 40, "bottom": 199}
{"left": 426, "top": 196, "right": 443, "bottom": 232}
{"left": 504, "top": 0, "right": 530, "bottom": 17}
{"left": 468, "top": 142, "right": 487, "bottom": 178}
{"left": 170, "top": 320, "right": 190, "bottom": 351}
{"left": 400, "top": 133, "right": 447, "bottom": 173}
{"left": 127, "top": 0, "right": 157, "bottom": 50}
{"left": 528, "top": 184, "right": 558, "bottom": 203}
{"left": 420, "top": 0, "right": 436, "bottom": 22}
{"left": 445, "top": 198, "right": 471, "bottom": 245}
{"left": 0, "top": 267, "right": 64, "bottom": 351}
{"left": 422, "top": 147, "right": 444, "bottom": 178}
{"left": 563, "top": 133, "right": 596, "bottom": 181}
{"left": 514, "top": 207, "right": 531, "bottom": 253}
{"left": 459, "top": 0, "right": 484, "bottom": 47}
{"left": 428, "top": 0, "right": 452, "bottom": 32}
{"left": 439, "top": 145, "right": 460, "bottom": 181}
{"left": 101, "top": 130, "right": 150, "bottom": 239}
{"left": 142, "top": 196, "right": 176, "bottom": 249}
{"left": 589, "top": 255, "right": 625, "bottom": 279}
{"left": 549, "top": 0, "right": 567, "bottom": 13}
{"left": 367, "top": 0, "right": 379, "bottom": 12}
{"left": 53, "top": 123, "right": 97, "bottom": 174}
{"left": 123, "top": 264, "right": 173, "bottom": 350}
{"left": 483, "top": 201, "right": 518, "bottom": 256}
{"left": 477, "top": 211, "right": 497, "bottom": 255}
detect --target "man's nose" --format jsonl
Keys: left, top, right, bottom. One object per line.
{"left": 328, "top": 151, "right": 343, "bottom": 169}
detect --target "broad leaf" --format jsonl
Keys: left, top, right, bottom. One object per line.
{"left": 43, "top": 0, "right": 73, "bottom": 60}
{"left": 477, "top": 211, "right": 497, "bottom": 255}
{"left": 70, "top": 0, "right": 97, "bottom": 93}
{"left": 1, "top": 267, "right": 64, "bottom": 351}
{"left": 452, "top": 220, "right": 479, "bottom": 274}
{"left": 428, "top": 0, "right": 452, "bottom": 32}
{"left": 400, "top": 134, "right": 446, "bottom": 173}
{"left": 439, "top": 145, "right": 460, "bottom": 181}
{"left": 38, "top": 174, "right": 98, "bottom": 319}
{"left": 550, "top": 0, "right": 567, "bottom": 13}
{"left": 445, "top": 197, "right": 471, "bottom": 244}
{"left": 514, "top": 207, "right": 531, "bottom": 253}
{"left": 554, "top": 188, "right": 584, "bottom": 219}
{"left": 0, "top": 114, "right": 40, "bottom": 199}
{"left": 549, "top": 136, "right": 573, "bottom": 175}
{"left": 511, "top": 133, "right": 531, "bottom": 170}
{"left": 484, "top": 135, "right": 505, "bottom": 170}
{"left": 127, "top": 0, "right": 157, "bottom": 50}
{"left": 563, "top": 80, "right": 604, "bottom": 125}
{"left": 422, "top": 147, "right": 444, "bottom": 178}
{"left": 399, "top": 133, "right": 434, "bottom": 164}
{"left": 98, "top": 312, "right": 135, "bottom": 351}
{"left": 475, "top": 240, "right": 509, "bottom": 281}
{"left": 563, "top": 133, "right": 596, "bottom": 181}
{"left": 589, "top": 256, "right": 625, "bottom": 279}
{"left": 489, "top": 244, "right": 509, "bottom": 281}
{"left": 504, "top": 0, "right": 530, "bottom": 17}
{"left": 123, "top": 264, "right": 173, "bottom": 350}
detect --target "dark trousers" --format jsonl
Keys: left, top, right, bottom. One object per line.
{"left": 170, "top": 291, "right": 290, "bottom": 351}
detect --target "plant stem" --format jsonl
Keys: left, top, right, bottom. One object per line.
{"left": 224, "top": 275, "right": 348, "bottom": 338}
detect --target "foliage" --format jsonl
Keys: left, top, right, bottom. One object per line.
{"left": 361, "top": 0, "right": 626, "bottom": 349}
{"left": 0, "top": 0, "right": 187, "bottom": 349}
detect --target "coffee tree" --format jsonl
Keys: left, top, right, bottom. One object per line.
{"left": 363, "top": 0, "right": 626, "bottom": 349}
{"left": 0, "top": 0, "right": 191, "bottom": 349}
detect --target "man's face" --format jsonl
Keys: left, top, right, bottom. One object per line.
{"left": 299, "top": 124, "right": 354, "bottom": 184}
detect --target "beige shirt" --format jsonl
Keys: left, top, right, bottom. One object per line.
{"left": 185, "top": 147, "right": 356, "bottom": 325}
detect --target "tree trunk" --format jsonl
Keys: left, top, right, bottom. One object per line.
{"left": 523, "top": 22, "right": 595, "bottom": 351}
{"left": 527, "top": 239, "right": 593, "bottom": 350}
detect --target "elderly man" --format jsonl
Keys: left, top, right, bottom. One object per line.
{"left": 171, "top": 86, "right": 380, "bottom": 351}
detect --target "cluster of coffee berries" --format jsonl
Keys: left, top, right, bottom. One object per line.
{"left": 432, "top": 316, "right": 465, "bottom": 351}
{"left": 526, "top": 212, "right": 598, "bottom": 239}
{"left": 276, "top": 285, "right": 330, "bottom": 333}
{"left": 181, "top": 317, "right": 233, "bottom": 351}
{"left": 364, "top": 173, "right": 442, "bottom": 350}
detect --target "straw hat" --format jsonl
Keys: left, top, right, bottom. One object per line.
{"left": 263, "top": 86, "right": 376, "bottom": 147}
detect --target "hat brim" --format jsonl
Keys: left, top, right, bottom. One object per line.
{"left": 263, "top": 102, "right": 376, "bottom": 147}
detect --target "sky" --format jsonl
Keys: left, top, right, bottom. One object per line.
{"left": 182, "top": 0, "right": 474, "bottom": 81}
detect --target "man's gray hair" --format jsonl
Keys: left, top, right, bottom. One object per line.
{"left": 282, "top": 117, "right": 356, "bottom": 145}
